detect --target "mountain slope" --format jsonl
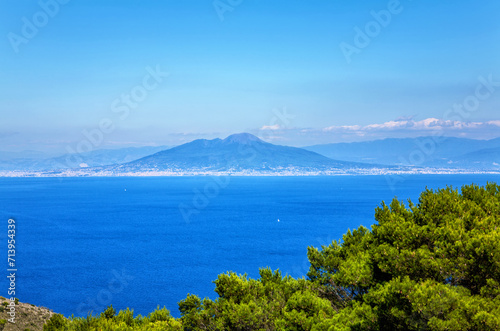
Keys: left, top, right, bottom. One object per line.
{"left": 0, "top": 146, "right": 170, "bottom": 171}
{"left": 110, "top": 133, "right": 376, "bottom": 173}
{"left": 46, "top": 146, "right": 171, "bottom": 169}
{"left": 0, "top": 297, "right": 54, "bottom": 331}
{"left": 444, "top": 147, "right": 500, "bottom": 169}
{"left": 304, "top": 136, "right": 500, "bottom": 168}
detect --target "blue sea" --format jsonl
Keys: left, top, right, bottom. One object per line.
{"left": 0, "top": 175, "right": 498, "bottom": 317}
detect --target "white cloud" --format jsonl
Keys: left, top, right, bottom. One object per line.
{"left": 365, "top": 120, "right": 410, "bottom": 130}
{"left": 323, "top": 125, "right": 361, "bottom": 131}
{"left": 260, "top": 124, "right": 281, "bottom": 130}
{"left": 256, "top": 118, "right": 500, "bottom": 146}
{"left": 323, "top": 118, "right": 500, "bottom": 134}
{"left": 487, "top": 120, "right": 500, "bottom": 127}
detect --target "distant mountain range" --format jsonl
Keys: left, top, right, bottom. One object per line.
{"left": 1, "top": 134, "right": 499, "bottom": 176}
{"left": 304, "top": 137, "right": 500, "bottom": 170}
{"left": 106, "top": 133, "right": 379, "bottom": 174}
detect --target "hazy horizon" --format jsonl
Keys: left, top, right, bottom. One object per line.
{"left": 3, "top": 132, "right": 500, "bottom": 158}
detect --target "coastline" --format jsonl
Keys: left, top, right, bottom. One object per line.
{"left": 1, "top": 168, "right": 500, "bottom": 178}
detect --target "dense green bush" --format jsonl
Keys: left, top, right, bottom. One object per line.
{"left": 45, "top": 306, "right": 182, "bottom": 331}
{"left": 307, "top": 183, "right": 500, "bottom": 330}
{"left": 43, "top": 183, "right": 499, "bottom": 330}
{"left": 43, "top": 314, "right": 66, "bottom": 331}
{"left": 179, "top": 268, "right": 333, "bottom": 330}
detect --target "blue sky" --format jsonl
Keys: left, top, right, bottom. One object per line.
{"left": 1, "top": 0, "right": 499, "bottom": 152}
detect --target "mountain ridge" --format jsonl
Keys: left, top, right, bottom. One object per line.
{"left": 110, "top": 133, "right": 378, "bottom": 173}
{"left": 304, "top": 136, "right": 500, "bottom": 169}
{"left": 3, "top": 134, "right": 500, "bottom": 176}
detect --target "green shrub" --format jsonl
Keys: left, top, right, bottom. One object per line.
{"left": 115, "top": 308, "right": 135, "bottom": 326}
{"left": 307, "top": 183, "right": 500, "bottom": 329}
{"left": 43, "top": 314, "right": 67, "bottom": 331}
{"left": 101, "top": 305, "right": 116, "bottom": 319}
{"left": 147, "top": 306, "right": 172, "bottom": 323}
